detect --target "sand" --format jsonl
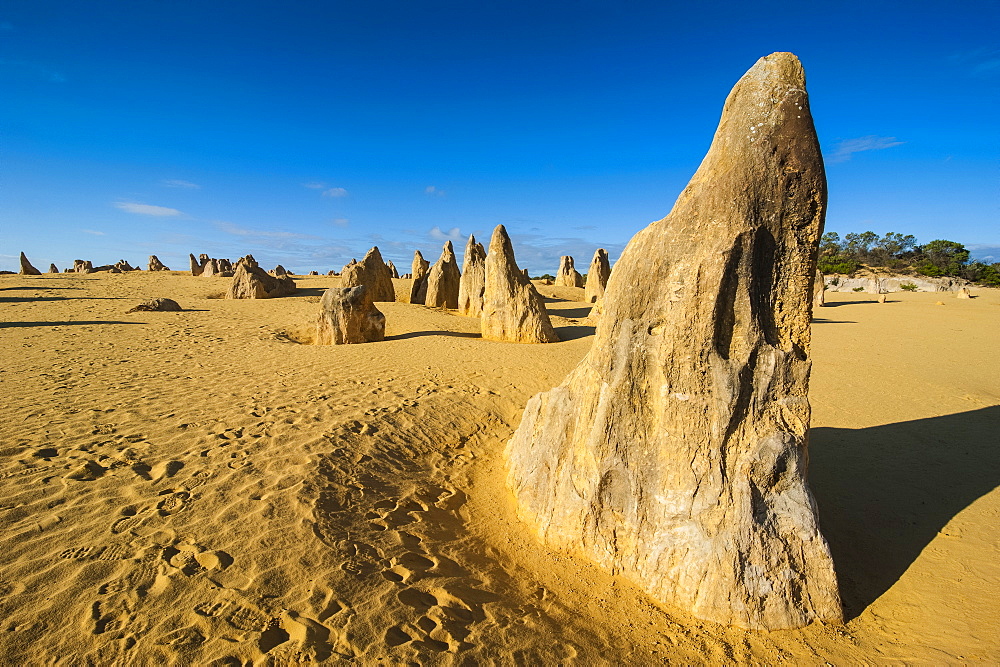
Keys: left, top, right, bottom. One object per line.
{"left": 1, "top": 271, "right": 997, "bottom": 664}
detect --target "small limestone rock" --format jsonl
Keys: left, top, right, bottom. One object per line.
{"left": 113, "top": 259, "right": 135, "bottom": 272}
{"left": 426, "top": 241, "right": 461, "bottom": 309}
{"left": 308, "top": 271, "right": 319, "bottom": 276}
{"left": 48, "top": 263, "right": 59, "bottom": 274}
{"left": 409, "top": 251, "right": 431, "bottom": 304}
{"left": 315, "top": 285, "right": 386, "bottom": 345}
{"left": 555, "top": 256, "right": 583, "bottom": 287}
{"left": 74, "top": 260, "right": 94, "bottom": 274}
{"left": 504, "top": 52, "right": 841, "bottom": 630}
{"left": 226, "top": 257, "right": 296, "bottom": 299}
{"left": 956, "top": 287, "right": 971, "bottom": 299}
{"left": 386, "top": 260, "right": 400, "bottom": 279}
{"left": 877, "top": 294, "right": 887, "bottom": 303}
{"left": 481, "top": 225, "right": 559, "bottom": 343}
{"left": 341, "top": 247, "right": 395, "bottom": 302}
{"left": 272, "top": 265, "right": 288, "bottom": 277}
{"left": 18, "top": 252, "right": 42, "bottom": 276}
{"left": 813, "top": 269, "right": 826, "bottom": 308}
{"left": 126, "top": 298, "right": 182, "bottom": 313}
{"left": 148, "top": 255, "right": 169, "bottom": 271}
{"left": 457, "top": 235, "right": 487, "bottom": 317}
{"left": 584, "top": 249, "right": 610, "bottom": 303}
{"left": 189, "top": 253, "right": 202, "bottom": 276}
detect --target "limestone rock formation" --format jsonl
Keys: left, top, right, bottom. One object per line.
{"left": 189, "top": 254, "right": 202, "bottom": 276}
{"left": 315, "top": 285, "right": 386, "bottom": 345}
{"left": 148, "top": 255, "right": 169, "bottom": 271}
{"left": 555, "top": 256, "right": 583, "bottom": 287}
{"left": 457, "top": 235, "right": 487, "bottom": 317}
{"left": 956, "top": 287, "right": 972, "bottom": 299}
{"left": 226, "top": 257, "right": 296, "bottom": 299}
{"left": 126, "top": 298, "right": 182, "bottom": 313}
{"left": 481, "top": 225, "right": 559, "bottom": 343}
{"left": 19, "top": 253, "right": 41, "bottom": 276}
{"left": 341, "top": 247, "right": 395, "bottom": 302}
{"left": 409, "top": 251, "right": 431, "bottom": 304}
{"left": 201, "top": 258, "right": 222, "bottom": 277}
{"left": 272, "top": 265, "right": 288, "bottom": 277}
{"left": 308, "top": 271, "right": 319, "bottom": 276}
{"left": 386, "top": 260, "right": 399, "bottom": 279}
{"left": 584, "top": 249, "right": 610, "bottom": 303}
{"left": 814, "top": 269, "right": 826, "bottom": 308}
{"left": 74, "top": 260, "right": 94, "bottom": 274}
{"left": 504, "top": 53, "right": 841, "bottom": 631}
{"left": 48, "top": 263, "right": 59, "bottom": 274}
{"left": 425, "top": 241, "right": 461, "bottom": 309}
{"left": 877, "top": 294, "right": 887, "bottom": 303}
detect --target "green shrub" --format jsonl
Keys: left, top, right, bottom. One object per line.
{"left": 852, "top": 286, "right": 864, "bottom": 292}
{"left": 900, "top": 282, "right": 918, "bottom": 292}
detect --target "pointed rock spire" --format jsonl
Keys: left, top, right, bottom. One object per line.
{"left": 409, "top": 251, "right": 431, "bottom": 304}
{"left": 584, "top": 249, "right": 610, "bottom": 303}
{"left": 341, "top": 247, "right": 395, "bottom": 302}
{"left": 555, "top": 256, "right": 583, "bottom": 287}
{"left": 481, "top": 225, "right": 559, "bottom": 343}
{"left": 505, "top": 53, "right": 841, "bottom": 630}
{"left": 457, "top": 235, "right": 487, "bottom": 317}
{"left": 426, "top": 241, "right": 461, "bottom": 309}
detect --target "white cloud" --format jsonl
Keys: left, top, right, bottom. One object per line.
{"left": 429, "top": 226, "right": 462, "bottom": 241}
{"left": 302, "top": 181, "right": 327, "bottom": 189}
{"left": 332, "top": 218, "right": 349, "bottom": 227}
{"left": 322, "top": 187, "right": 348, "bottom": 198}
{"left": 828, "top": 136, "right": 904, "bottom": 163}
{"left": 162, "top": 179, "right": 200, "bottom": 189}
{"left": 425, "top": 185, "right": 445, "bottom": 197}
{"left": 81, "top": 229, "right": 106, "bottom": 236}
{"left": 114, "top": 201, "right": 183, "bottom": 217}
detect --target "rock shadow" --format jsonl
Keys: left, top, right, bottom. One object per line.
{"left": 553, "top": 324, "right": 595, "bottom": 341}
{"left": 386, "top": 331, "right": 481, "bottom": 341}
{"left": 548, "top": 306, "right": 593, "bottom": 319}
{"left": 0, "top": 321, "right": 142, "bottom": 328}
{"left": 809, "top": 405, "right": 1000, "bottom": 620}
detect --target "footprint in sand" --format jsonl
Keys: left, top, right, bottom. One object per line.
{"left": 227, "top": 605, "right": 267, "bottom": 631}
{"left": 156, "top": 490, "right": 190, "bottom": 515}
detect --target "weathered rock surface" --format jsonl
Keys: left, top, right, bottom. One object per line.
{"left": 584, "top": 249, "right": 610, "bottom": 303}
{"left": 409, "top": 251, "right": 431, "bottom": 304}
{"left": 386, "top": 260, "right": 399, "bottom": 279}
{"left": 813, "top": 269, "right": 825, "bottom": 308}
{"left": 113, "top": 259, "right": 136, "bottom": 272}
{"left": 555, "top": 256, "right": 583, "bottom": 287}
{"left": 226, "top": 257, "right": 296, "bottom": 299}
{"left": 74, "top": 260, "right": 94, "bottom": 274}
{"left": 822, "top": 273, "right": 969, "bottom": 293}
{"left": 504, "top": 53, "right": 841, "bottom": 630}
{"left": 481, "top": 225, "right": 559, "bottom": 343}
{"left": 272, "top": 265, "right": 288, "bottom": 277}
{"left": 426, "top": 241, "right": 461, "bottom": 309}
{"left": 48, "top": 263, "right": 59, "bottom": 274}
{"left": 315, "top": 285, "right": 386, "bottom": 345}
{"left": 457, "top": 235, "right": 487, "bottom": 317}
{"left": 956, "top": 287, "right": 971, "bottom": 299}
{"left": 341, "top": 247, "right": 395, "bottom": 302}
{"left": 126, "top": 298, "right": 182, "bottom": 313}
{"left": 189, "top": 254, "right": 202, "bottom": 276}
{"left": 148, "top": 255, "right": 168, "bottom": 271}
{"left": 19, "top": 253, "right": 42, "bottom": 276}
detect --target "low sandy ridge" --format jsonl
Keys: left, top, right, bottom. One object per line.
{"left": 0, "top": 271, "right": 997, "bottom": 663}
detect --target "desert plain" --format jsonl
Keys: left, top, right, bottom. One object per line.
{"left": 0, "top": 270, "right": 997, "bottom": 664}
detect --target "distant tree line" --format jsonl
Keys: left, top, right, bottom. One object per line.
{"left": 818, "top": 231, "right": 1000, "bottom": 286}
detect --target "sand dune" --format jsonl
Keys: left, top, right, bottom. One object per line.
{"left": 0, "top": 272, "right": 997, "bottom": 663}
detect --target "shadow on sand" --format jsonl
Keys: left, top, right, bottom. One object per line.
{"left": 810, "top": 405, "right": 1000, "bottom": 620}
{"left": 387, "top": 331, "right": 481, "bottom": 341}
{"left": 553, "top": 324, "right": 595, "bottom": 341}
{"left": 549, "top": 306, "right": 593, "bottom": 319}
{"left": 0, "top": 320, "right": 142, "bottom": 328}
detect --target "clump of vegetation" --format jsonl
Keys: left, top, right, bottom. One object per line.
{"left": 818, "top": 230, "right": 998, "bottom": 286}
{"left": 852, "top": 286, "right": 865, "bottom": 292}
{"left": 900, "top": 282, "right": 918, "bottom": 292}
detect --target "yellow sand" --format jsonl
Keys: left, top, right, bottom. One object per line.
{"left": 0, "top": 272, "right": 997, "bottom": 663}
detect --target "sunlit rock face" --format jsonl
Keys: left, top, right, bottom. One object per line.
{"left": 481, "top": 225, "right": 558, "bottom": 344}
{"left": 505, "top": 52, "right": 842, "bottom": 631}
{"left": 457, "top": 235, "right": 487, "bottom": 317}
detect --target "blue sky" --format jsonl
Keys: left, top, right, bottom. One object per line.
{"left": 3, "top": 1, "right": 998, "bottom": 273}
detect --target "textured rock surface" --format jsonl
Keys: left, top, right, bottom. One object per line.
{"left": 814, "top": 269, "right": 826, "bottom": 308}
{"left": 504, "top": 53, "right": 841, "bottom": 630}
{"left": 74, "top": 260, "right": 94, "bottom": 274}
{"left": 315, "top": 285, "right": 386, "bottom": 345}
{"left": 126, "top": 298, "right": 182, "bottom": 313}
{"left": 47, "top": 263, "right": 59, "bottom": 274}
{"left": 584, "top": 249, "right": 611, "bottom": 303}
{"left": 409, "top": 251, "right": 431, "bottom": 305}
{"left": 148, "top": 255, "right": 169, "bottom": 271}
{"left": 457, "top": 235, "right": 487, "bottom": 317}
{"left": 341, "top": 247, "right": 395, "bottom": 302}
{"left": 426, "top": 241, "right": 461, "bottom": 309}
{"left": 189, "top": 254, "right": 202, "bottom": 276}
{"left": 226, "top": 258, "right": 296, "bottom": 299}
{"left": 386, "top": 260, "right": 399, "bottom": 279}
{"left": 481, "top": 225, "right": 559, "bottom": 344}
{"left": 822, "top": 274, "right": 968, "bottom": 293}
{"left": 555, "top": 256, "right": 583, "bottom": 287}
{"left": 957, "top": 287, "right": 972, "bottom": 299}
{"left": 19, "top": 253, "right": 41, "bottom": 276}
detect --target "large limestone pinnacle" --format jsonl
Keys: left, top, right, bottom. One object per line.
{"left": 504, "top": 53, "right": 841, "bottom": 630}
{"left": 481, "top": 225, "right": 559, "bottom": 343}
{"left": 457, "top": 234, "right": 487, "bottom": 317}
